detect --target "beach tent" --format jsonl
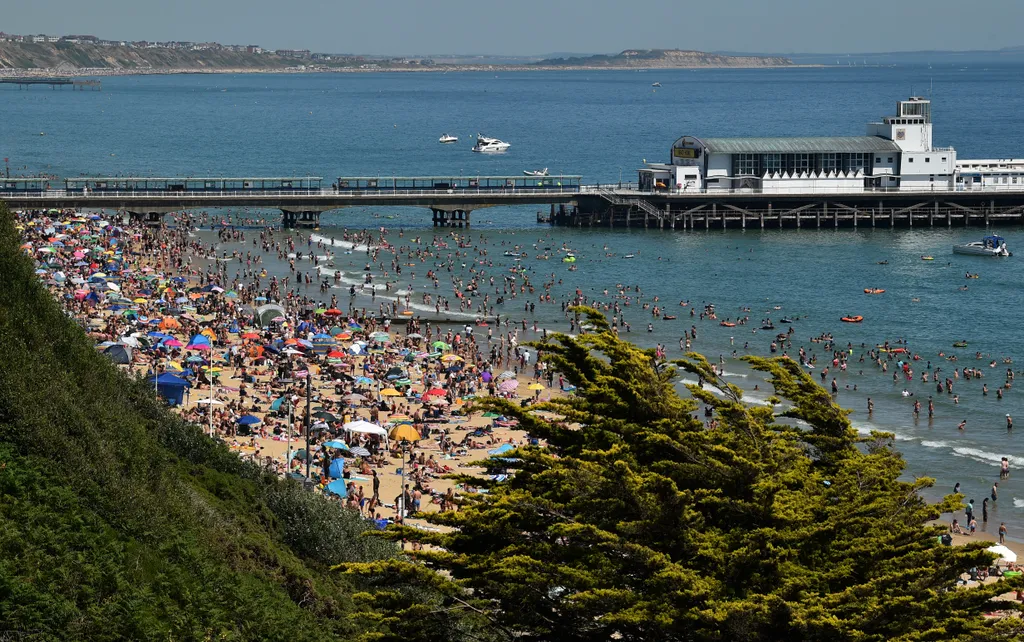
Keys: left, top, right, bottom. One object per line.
{"left": 103, "top": 343, "right": 133, "bottom": 364}
{"left": 488, "top": 443, "right": 516, "bottom": 456}
{"left": 328, "top": 457, "right": 346, "bottom": 479}
{"left": 343, "top": 420, "right": 387, "bottom": 438}
{"left": 255, "top": 303, "right": 286, "bottom": 326}
{"left": 148, "top": 373, "right": 191, "bottom": 406}
{"left": 324, "top": 479, "right": 348, "bottom": 498}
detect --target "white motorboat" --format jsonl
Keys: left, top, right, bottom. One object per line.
{"left": 523, "top": 168, "right": 548, "bottom": 177}
{"left": 952, "top": 235, "right": 1011, "bottom": 256}
{"left": 472, "top": 135, "right": 510, "bottom": 153}
{"left": 438, "top": 134, "right": 458, "bottom": 144}
{"left": 651, "top": 82, "right": 661, "bottom": 87}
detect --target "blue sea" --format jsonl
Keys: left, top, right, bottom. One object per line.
{"left": 6, "top": 63, "right": 1024, "bottom": 537}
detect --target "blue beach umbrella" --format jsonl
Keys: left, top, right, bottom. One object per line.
{"left": 236, "top": 414, "right": 262, "bottom": 426}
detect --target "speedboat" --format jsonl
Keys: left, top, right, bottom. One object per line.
{"left": 472, "top": 135, "right": 510, "bottom": 153}
{"left": 953, "top": 235, "right": 1011, "bottom": 256}
{"left": 651, "top": 82, "right": 661, "bottom": 87}
{"left": 438, "top": 134, "right": 458, "bottom": 144}
{"left": 523, "top": 168, "right": 548, "bottom": 177}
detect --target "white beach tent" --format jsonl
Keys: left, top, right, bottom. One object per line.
{"left": 986, "top": 544, "right": 1017, "bottom": 564}
{"left": 343, "top": 420, "right": 388, "bottom": 440}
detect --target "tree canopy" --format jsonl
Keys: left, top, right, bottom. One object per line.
{"left": 347, "top": 307, "right": 1024, "bottom": 642}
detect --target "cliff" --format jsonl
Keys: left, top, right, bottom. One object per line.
{"left": 0, "top": 41, "right": 306, "bottom": 70}
{"left": 535, "top": 48, "right": 792, "bottom": 68}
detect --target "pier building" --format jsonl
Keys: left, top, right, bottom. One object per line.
{"left": 639, "top": 97, "right": 969, "bottom": 194}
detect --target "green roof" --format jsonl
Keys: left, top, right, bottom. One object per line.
{"left": 699, "top": 136, "right": 902, "bottom": 154}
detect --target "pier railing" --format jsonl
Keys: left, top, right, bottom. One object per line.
{"left": 0, "top": 186, "right": 584, "bottom": 199}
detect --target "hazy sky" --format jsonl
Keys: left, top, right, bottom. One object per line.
{"left": 5, "top": 0, "right": 1023, "bottom": 56}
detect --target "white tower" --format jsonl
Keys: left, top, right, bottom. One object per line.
{"left": 878, "top": 97, "right": 932, "bottom": 152}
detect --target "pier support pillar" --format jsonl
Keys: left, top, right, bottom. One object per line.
{"left": 282, "top": 210, "right": 320, "bottom": 230}
{"left": 711, "top": 204, "right": 716, "bottom": 230}
{"left": 890, "top": 209, "right": 895, "bottom": 228}
{"left": 908, "top": 209, "right": 913, "bottom": 228}
{"left": 947, "top": 208, "right": 952, "bottom": 227}
{"left": 741, "top": 212, "right": 746, "bottom": 229}
{"left": 871, "top": 209, "right": 876, "bottom": 227}
{"left": 988, "top": 200, "right": 994, "bottom": 226}
{"left": 931, "top": 201, "right": 938, "bottom": 226}
{"left": 764, "top": 205, "right": 770, "bottom": 229}
{"left": 853, "top": 209, "right": 858, "bottom": 228}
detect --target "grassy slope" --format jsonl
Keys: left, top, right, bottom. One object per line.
{"left": 0, "top": 206, "right": 396, "bottom": 640}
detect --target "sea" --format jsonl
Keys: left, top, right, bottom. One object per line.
{"left": 6, "top": 62, "right": 1024, "bottom": 537}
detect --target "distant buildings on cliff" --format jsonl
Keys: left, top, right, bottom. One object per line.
{"left": 0, "top": 32, "right": 435, "bottom": 67}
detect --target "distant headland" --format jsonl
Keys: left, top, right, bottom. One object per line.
{"left": 0, "top": 32, "right": 793, "bottom": 75}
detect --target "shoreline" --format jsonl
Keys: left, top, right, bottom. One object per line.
{"left": 0, "top": 63, "right": 821, "bottom": 79}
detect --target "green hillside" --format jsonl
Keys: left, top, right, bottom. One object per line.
{"left": 0, "top": 205, "right": 395, "bottom": 640}
{"left": 0, "top": 41, "right": 310, "bottom": 70}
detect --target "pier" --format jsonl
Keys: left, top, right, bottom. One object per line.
{"left": 3, "top": 175, "right": 1024, "bottom": 229}
{"left": 571, "top": 189, "right": 1024, "bottom": 229}
{"left": 0, "top": 77, "right": 101, "bottom": 90}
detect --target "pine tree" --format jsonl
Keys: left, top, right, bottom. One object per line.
{"left": 343, "top": 308, "right": 1022, "bottom": 641}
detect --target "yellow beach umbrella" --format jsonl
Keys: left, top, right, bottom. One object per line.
{"left": 389, "top": 424, "right": 420, "bottom": 442}
{"left": 441, "top": 354, "right": 464, "bottom": 362}
{"left": 528, "top": 383, "right": 545, "bottom": 391}
{"left": 133, "top": 297, "right": 148, "bottom": 304}
{"left": 379, "top": 388, "right": 403, "bottom": 397}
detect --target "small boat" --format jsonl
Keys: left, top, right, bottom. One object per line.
{"left": 438, "top": 134, "right": 458, "bottom": 144}
{"left": 562, "top": 254, "right": 576, "bottom": 263}
{"left": 523, "top": 168, "right": 548, "bottom": 177}
{"left": 953, "top": 235, "right": 1011, "bottom": 257}
{"left": 841, "top": 316, "right": 864, "bottom": 323}
{"left": 780, "top": 317, "right": 794, "bottom": 324}
{"left": 503, "top": 251, "right": 523, "bottom": 257}
{"left": 623, "top": 254, "right": 635, "bottom": 259}
{"left": 953, "top": 341, "right": 968, "bottom": 348}
{"left": 651, "top": 82, "right": 661, "bottom": 87}
{"left": 472, "top": 135, "right": 510, "bottom": 153}
{"left": 921, "top": 256, "right": 934, "bottom": 261}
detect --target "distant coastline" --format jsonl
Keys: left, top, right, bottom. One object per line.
{"left": 0, "top": 41, "right": 795, "bottom": 76}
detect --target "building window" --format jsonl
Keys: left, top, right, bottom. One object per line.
{"left": 926, "top": 157, "right": 931, "bottom": 163}
{"left": 821, "top": 153, "right": 839, "bottom": 173}
{"left": 764, "top": 153, "right": 782, "bottom": 174}
{"left": 1014, "top": 177, "right": 1019, "bottom": 184}
{"left": 908, "top": 158, "right": 914, "bottom": 163}
{"left": 941, "top": 157, "right": 947, "bottom": 162}
{"left": 875, "top": 157, "right": 881, "bottom": 163}
{"left": 733, "top": 153, "right": 760, "bottom": 177}
{"left": 888, "top": 157, "right": 894, "bottom": 163}
{"left": 930, "top": 175, "right": 935, "bottom": 181}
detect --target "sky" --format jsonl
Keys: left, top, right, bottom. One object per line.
{"left": 5, "top": 0, "right": 1024, "bottom": 56}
